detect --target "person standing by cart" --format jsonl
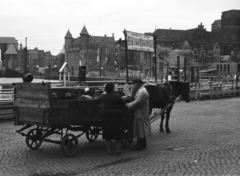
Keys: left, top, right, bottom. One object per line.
{"left": 123, "top": 79, "right": 150, "bottom": 151}
{"left": 97, "top": 83, "right": 125, "bottom": 155}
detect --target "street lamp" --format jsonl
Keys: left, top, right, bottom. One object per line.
{"left": 99, "top": 44, "right": 106, "bottom": 79}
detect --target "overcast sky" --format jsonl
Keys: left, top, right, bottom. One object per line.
{"left": 1, "top": 0, "right": 239, "bottom": 55}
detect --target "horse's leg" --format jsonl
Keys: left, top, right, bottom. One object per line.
{"left": 165, "top": 105, "right": 173, "bottom": 133}
{"left": 160, "top": 113, "right": 164, "bottom": 132}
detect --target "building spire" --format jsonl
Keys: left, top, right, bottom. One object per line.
{"left": 65, "top": 29, "right": 72, "bottom": 38}
{"left": 80, "top": 25, "right": 89, "bottom": 36}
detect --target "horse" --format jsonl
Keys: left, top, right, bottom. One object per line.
{"left": 144, "top": 81, "right": 190, "bottom": 133}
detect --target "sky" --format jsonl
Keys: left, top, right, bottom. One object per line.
{"left": 1, "top": 0, "right": 239, "bottom": 55}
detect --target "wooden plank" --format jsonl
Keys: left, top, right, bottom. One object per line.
{"left": 18, "top": 107, "right": 49, "bottom": 124}
{"left": 14, "top": 98, "right": 50, "bottom": 108}
{"left": 0, "top": 114, "right": 13, "bottom": 119}
{"left": 15, "top": 90, "right": 49, "bottom": 100}
{"left": 15, "top": 83, "right": 50, "bottom": 91}
{"left": 0, "top": 99, "right": 14, "bottom": 103}
{"left": 0, "top": 109, "right": 13, "bottom": 115}
{"left": 0, "top": 103, "right": 14, "bottom": 109}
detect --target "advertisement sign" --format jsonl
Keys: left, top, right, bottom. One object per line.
{"left": 190, "top": 66, "right": 199, "bottom": 82}
{"left": 126, "top": 31, "right": 154, "bottom": 52}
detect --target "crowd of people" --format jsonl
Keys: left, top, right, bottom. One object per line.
{"left": 96, "top": 79, "right": 150, "bottom": 156}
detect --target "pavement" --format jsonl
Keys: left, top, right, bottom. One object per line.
{"left": 1, "top": 97, "right": 240, "bottom": 176}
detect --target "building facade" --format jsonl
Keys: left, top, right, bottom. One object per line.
{"left": 151, "top": 9, "right": 240, "bottom": 65}
{"left": 64, "top": 26, "right": 115, "bottom": 76}
{"left": 0, "top": 37, "right": 18, "bottom": 71}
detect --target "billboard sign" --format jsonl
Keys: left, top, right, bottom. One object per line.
{"left": 126, "top": 31, "right": 154, "bottom": 52}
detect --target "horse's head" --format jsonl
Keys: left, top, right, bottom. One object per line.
{"left": 169, "top": 81, "right": 190, "bottom": 102}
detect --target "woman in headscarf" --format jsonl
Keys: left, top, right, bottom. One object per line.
{"left": 97, "top": 83, "right": 125, "bottom": 155}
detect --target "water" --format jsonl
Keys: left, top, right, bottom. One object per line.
{"left": 0, "top": 77, "right": 60, "bottom": 84}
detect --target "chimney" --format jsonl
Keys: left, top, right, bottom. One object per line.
{"left": 112, "top": 33, "right": 115, "bottom": 37}
{"left": 104, "top": 34, "right": 106, "bottom": 37}
{"left": 25, "top": 37, "right": 27, "bottom": 48}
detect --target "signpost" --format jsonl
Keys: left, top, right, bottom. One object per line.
{"left": 190, "top": 66, "right": 199, "bottom": 82}
{"left": 124, "top": 30, "right": 155, "bottom": 83}
{"left": 190, "top": 65, "right": 200, "bottom": 100}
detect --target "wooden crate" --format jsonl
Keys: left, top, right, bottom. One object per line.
{"left": 51, "top": 100, "right": 71, "bottom": 109}
{"left": 15, "top": 83, "right": 50, "bottom": 100}
{"left": 69, "top": 100, "right": 101, "bottom": 123}
{"left": 49, "top": 100, "right": 101, "bottom": 125}
{"left": 17, "top": 107, "right": 49, "bottom": 125}
{"left": 14, "top": 83, "right": 102, "bottom": 126}
{"left": 49, "top": 109, "right": 70, "bottom": 125}
{"left": 14, "top": 83, "right": 51, "bottom": 125}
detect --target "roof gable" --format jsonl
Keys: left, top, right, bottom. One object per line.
{"left": 5, "top": 44, "right": 18, "bottom": 55}
{"left": 0, "top": 37, "right": 18, "bottom": 44}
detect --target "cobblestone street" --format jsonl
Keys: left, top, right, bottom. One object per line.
{"left": 1, "top": 97, "right": 240, "bottom": 176}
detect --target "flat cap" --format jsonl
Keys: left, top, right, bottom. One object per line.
{"left": 132, "top": 78, "right": 144, "bottom": 84}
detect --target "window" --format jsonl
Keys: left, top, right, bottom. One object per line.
{"left": 217, "top": 65, "right": 219, "bottom": 72}
{"left": 224, "top": 65, "right": 226, "bottom": 72}
{"left": 220, "top": 65, "right": 222, "bottom": 72}
{"left": 227, "top": 64, "right": 230, "bottom": 72}
{"left": 238, "top": 64, "right": 240, "bottom": 72}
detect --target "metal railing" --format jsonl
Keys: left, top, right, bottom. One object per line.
{"left": 189, "top": 81, "right": 240, "bottom": 99}
{"left": 0, "top": 81, "right": 240, "bottom": 103}
{"left": 0, "top": 88, "right": 14, "bottom": 103}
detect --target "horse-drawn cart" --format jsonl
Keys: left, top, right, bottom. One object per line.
{"left": 14, "top": 83, "right": 133, "bottom": 157}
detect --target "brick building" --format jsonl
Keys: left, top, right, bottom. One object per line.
{"left": 150, "top": 9, "right": 240, "bottom": 65}
{"left": 64, "top": 26, "right": 115, "bottom": 76}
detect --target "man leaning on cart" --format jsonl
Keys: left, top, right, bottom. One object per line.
{"left": 123, "top": 78, "right": 150, "bottom": 151}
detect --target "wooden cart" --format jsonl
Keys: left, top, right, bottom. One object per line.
{"left": 14, "top": 82, "right": 133, "bottom": 157}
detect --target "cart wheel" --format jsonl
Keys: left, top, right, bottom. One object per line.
{"left": 61, "top": 134, "right": 78, "bottom": 157}
{"left": 86, "top": 126, "right": 99, "bottom": 142}
{"left": 121, "top": 129, "right": 133, "bottom": 147}
{"left": 26, "top": 129, "right": 43, "bottom": 150}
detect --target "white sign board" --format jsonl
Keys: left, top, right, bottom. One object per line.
{"left": 126, "top": 31, "right": 154, "bottom": 52}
